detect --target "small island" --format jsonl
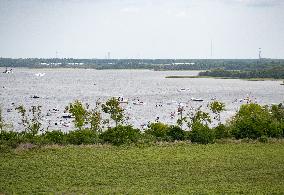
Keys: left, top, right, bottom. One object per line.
{"left": 166, "top": 66, "right": 284, "bottom": 81}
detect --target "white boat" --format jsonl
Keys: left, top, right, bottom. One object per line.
{"left": 178, "top": 88, "right": 190, "bottom": 92}
{"left": 133, "top": 101, "right": 145, "bottom": 105}
{"left": 191, "top": 97, "right": 204, "bottom": 102}
{"left": 35, "top": 73, "right": 46, "bottom": 77}
{"left": 115, "top": 96, "right": 128, "bottom": 104}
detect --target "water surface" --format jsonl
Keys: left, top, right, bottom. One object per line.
{"left": 0, "top": 68, "right": 283, "bottom": 131}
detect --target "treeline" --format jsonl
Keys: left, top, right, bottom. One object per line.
{"left": 1, "top": 98, "right": 283, "bottom": 150}
{"left": 1, "top": 57, "right": 284, "bottom": 71}
{"left": 199, "top": 66, "right": 284, "bottom": 79}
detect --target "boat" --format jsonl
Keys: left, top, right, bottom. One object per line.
{"left": 115, "top": 96, "right": 128, "bottom": 104}
{"left": 3, "top": 68, "right": 13, "bottom": 74}
{"left": 31, "top": 95, "right": 40, "bottom": 99}
{"left": 62, "top": 114, "right": 73, "bottom": 119}
{"left": 35, "top": 73, "right": 46, "bottom": 77}
{"left": 178, "top": 88, "right": 190, "bottom": 92}
{"left": 133, "top": 101, "right": 145, "bottom": 105}
{"left": 167, "top": 100, "right": 178, "bottom": 105}
{"left": 191, "top": 97, "right": 204, "bottom": 102}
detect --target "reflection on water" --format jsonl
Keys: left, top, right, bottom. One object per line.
{"left": 0, "top": 68, "right": 283, "bottom": 131}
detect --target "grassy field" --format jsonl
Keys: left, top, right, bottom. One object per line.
{"left": 1, "top": 143, "right": 284, "bottom": 194}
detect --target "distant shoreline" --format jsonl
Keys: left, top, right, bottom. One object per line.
{"left": 165, "top": 75, "right": 283, "bottom": 81}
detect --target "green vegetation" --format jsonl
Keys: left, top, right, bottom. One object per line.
{"left": 1, "top": 143, "right": 284, "bottom": 194}
{"left": 199, "top": 66, "right": 284, "bottom": 79}
{"left": 102, "top": 97, "right": 125, "bottom": 127}
{"left": 1, "top": 57, "right": 284, "bottom": 70}
{"left": 1, "top": 99, "right": 284, "bottom": 194}
{"left": 1, "top": 99, "right": 283, "bottom": 148}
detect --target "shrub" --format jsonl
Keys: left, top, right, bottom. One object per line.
{"left": 0, "top": 130, "right": 20, "bottom": 148}
{"left": 44, "top": 130, "right": 65, "bottom": 144}
{"left": 214, "top": 124, "right": 231, "bottom": 139}
{"left": 100, "top": 125, "right": 140, "bottom": 146}
{"left": 137, "top": 133, "right": 156, "bottom": 145}
{"left": 259, "top": 135, "right": 268, "bottom": 143}
{"left": 230, "top": 104, "right": 281, "bottom": 139}
{"left": 16, "top": 105, "right": 43, "bottom": 135}
{"left": 190, "top": 122, "right": 215, "bottom": 144}
{"left": 144, "top": 122, "right": 170, "bottom": 141}
{"left": 267, "top": 121, "right": 283, "bottom": 138}
{"left": 66, "top": 129, "right": 98, "bottom": 145}
{"left": 167, "top": 125, "right": 185, "bottom": 141}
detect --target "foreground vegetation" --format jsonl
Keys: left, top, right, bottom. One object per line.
{"left": 1, "top": 142, "right": 284, "bottom": 194}
{"left": 0, "top": 98, "right": 283, "bottom": 148}
{"left": 1, "top": 99, "right": 283, "bottom": 194}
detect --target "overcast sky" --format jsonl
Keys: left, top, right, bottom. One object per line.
{"left": 0, "top": 0, "right": 283, "bottom": 59}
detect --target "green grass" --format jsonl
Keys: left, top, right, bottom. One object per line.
{"left": 1, "top": 143, "right": 284, "bottom": 194}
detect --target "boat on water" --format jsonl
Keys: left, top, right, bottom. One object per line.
{"left": 133, "top": 101, "right": 145, "bottom": 105}
{"left": 191, "top": 97, "right": 204, "bottom": 102}
{"left": 35, "top": 73, "right": 46, "bottom": 77}
{"left": 115, "top": 96, "right": 128, "bottom": 104}
{"left": 3, "top": 68, "right": 13, "bottom": 74}
{"left": 178, "top": 88, "right": 190, "bottom": 92}
{"left": 31, "top": 95, "right": 40, "bottom": 99}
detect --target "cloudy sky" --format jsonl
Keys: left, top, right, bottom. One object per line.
{"left": 0, "top": 0, "right": 283, "bottom": 59}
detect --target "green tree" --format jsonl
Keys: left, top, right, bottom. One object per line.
{"left": 187, "top": 106, "right": 211, "bottom": 130}
{"left": 209, "top": 101, "right": 225, "bottom": 122}
{"left": 88, "top": 101, "right": 102, "bottom": 132}
{"left": 67, "top": 100, "right": 88, "bottom": 130}
{"left": 15, "top": 105, "right": 43, "bottom": 135}
{"left": 102, "top": 98, "right": 125, "bottom": 127}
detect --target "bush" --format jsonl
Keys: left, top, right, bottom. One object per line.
{"left": 167, "top": 125, "right": 185, "bottom": 141}
{"left": 214, "top": 124, "right": 231, "bottom": 139}
{"left": 144, "top": 122, "right": 170, "bottom": 141}
{"left": 100, "top": 125, "right": 140, "bottom": 146}
{"left": 0, "top": 130, "right": 22, "bottom": 148}
{"left": 44, "top": 130, "right": 66, "bottom": 144}
{"left": 267, "top": 121, "right": 284, "bottom": 138}
{"left": 230, "top": 104, "right": 283, "bottom": 139}
{"left": 259, "top": 135, "right": 268, "bottom": 143}
{"left": 190, "top": 122, "right": 215, "bottom": 144}
{"left": 136, "top": 133, "right": 156, "bottom": 146}
{"left": 66, "top": 129, "right": 98, "bottom": 145}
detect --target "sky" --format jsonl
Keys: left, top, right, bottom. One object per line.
{"left": 0, "top": 0, "right": 284, "bottom": 59}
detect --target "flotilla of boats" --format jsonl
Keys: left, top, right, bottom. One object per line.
{"left": 2, "top": 68, "right": 13, "bottom": 74}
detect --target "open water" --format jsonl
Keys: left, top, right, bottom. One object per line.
{"left": 0, "top": 68, "right": 283, "bottom": 131}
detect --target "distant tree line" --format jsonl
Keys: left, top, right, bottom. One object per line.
{"left": 199, "top": 66, "right": 284, "bottom": 79}
{"left": 0, "top": 57, "right": 283, "bottom": 71}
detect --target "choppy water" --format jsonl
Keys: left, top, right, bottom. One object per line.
{"left": 0, "top": 68, "right": 283, "bottom": 131}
